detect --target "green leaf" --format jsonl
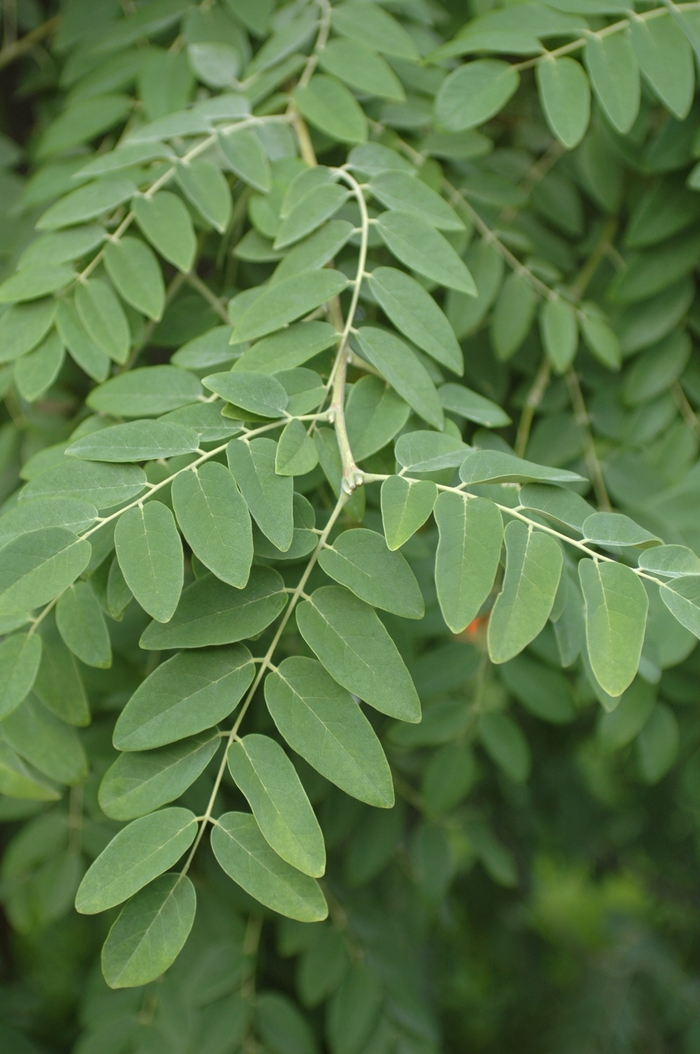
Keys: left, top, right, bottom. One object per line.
{"left": 584, "top": 34, "right": 640, "bottom": 135}
{"left": 296, "top": 585, "right": 420, "bottom": 723}
{"left": 56, "top": 300, "right": 110, "bottom": 381}
{"left": 0, "top": 633, "right": 42, "bottom": 720}
{"left": 72, "top": 145, "right": 174, "bottom": 181}
{"left": 227, "top": 438, "right": 294, "bottom": 552}
{"left": 326, "top": 966, "right": 383, "bottom": 1054}
{"left": 345, "top": 376, "right": 410, "bottom": 461}
{"left": 20, "top": 461, "right": 147, "bottom": 509}
{"left": 176, "top": 160, "right": 232, "bottom": 233}
{"left": 18, "top": 226, "right": 104, "bottom": 269}
{"left": 0, "top": 528, "right": 91, "bottom": 616}
{"left": 133, "top": 191, "right": 197, "bottom": 273}
{"left": 139, "top": 566, "right": 286, "bottom": 650}
{"left": 318, "top": 39, "right": 405, "bottom": 101}
{"left": 67, "top": 420, "right": 200, "bottom": 463}
{"left": 114, "top": 644, "right": 254, "bottom": 750}
{"left": 114, "top": 502, "right": 184, "bottom": 623}
{"left": 394, "top": 430, "right": 469, "bottom": 473}
{"left": 14, "top": 330, "right": 65, "bottom": 402}
{"left": 257, "top": 994, "right": 317, "bottom": 1054}
{"left": 100, "top": 731, "right": 220, "bottom": 819}
{"left": 218, "top": 128, "right": 272, "bottom": 193}
{"left": 159, "top": 402, "right": 242, "bottom": 443}
{"left": 87, "top": 365, "right": 202, "bottom": 417}
{"left": 172, "top": 462, "right": 253, "bottom": 588}
{"left": 438, "top": 383, "right": 511, "bottom": 428}
{"left": 597, "top": 678, "right": 656, "bottom": 752}
{"left": 75, "top": 278, "right": 130, "bottom": 365}
{"left": 211, "top": 811, "right": 328, "bottom": 922}
{"left": 56, "top": 582, "right": 111, "bottom": 668}
{"left": 0, "top": 695, "right": 87, "bottom": 784}
{"left": 33, "top": 619, "right": 90, "bottom": 726}
{"left": 271, "top": 222, "right": 354, "bottom": 285}
{"left": 539, "top": 297, "right": 578, "bottom": 373}
{"left": 234, "top": 322, "right": 338, "bottom": 374}
{"left": 582, "top": 512, "right": 661, "bottom": 549}
{"left": 659, "top": 576, "right": 700, "bottom": 638}
{"left": 203, "top": 370, "right": 288, "bottom": 418}
{"left": 491, "top": 272, "right": 537, "bottom": 360}
{"left": 318, "top": 528, "right": 424, "bottom": 619}
{"left": 228, "top": 734, "right": 325, "bottom": 878}
{"left": 435, "top": 60, "right": 520, "bottom": 131}
{"left": 633, "top": 18, "right": 692, "bottom": 122}
{"left": 293, "top": 75, "right": 368, "bottom": 144}
{"left": 106, "top": 557, "right": 132, "bottom": 620}
{"left": 636, "top": 703, "right": 679, "bottom": 783}
{"left": 265, "top": 657, "right": 393, "bottom": 808}
{"left": 579, "top": 559, "right": 648, "bottom": 697}
{"left": 375, "top": 211, "right": 477, "bottom": 295}
{"left": 224, "top": 0, "right": 272, "bottom": 35}
{"left": 230, "top": 270, "right": 349, "bottom": 344}
{"left": 355, "top": 326, "right": 444, "bottom": 429}
{"left": 434, "top": 492, "right": 503, "bottom": 633}
{"left": 274, "top": 185, "right": 350, "bottom": 251}
{"left": 638, "top": 544, "right": 700, "bottom": 578}
{"left": 75, "top": 807, "right": 197, "bottom": 915}
{"left": 369, "top": 172, "right": 463, "bottom": 232}
{"left": 0, "top": 741, "right": 60, "bottom": 801}
{"left": 37, "top": 93, "right": 133, "bottom": 158}
{"left": 501, "top": 655, "right": 576, "bottom": 724}
{"left": 172, "top": 325, "right": 237, "bottom": 369}
{"left": 535, "top": 57, "right": 590, "bottom": 149}
{"left": 275, "top": 420, "right": 318, "bottom": 476}
{"left": 459, "top": 450, "right": 584, "bottom": 486}
{"left": 101, "top": 873, "right": 196, "bottom": 989}
{"left": 487, "top": 521, "right": 563, "bottom": 664}
{"left": 0, "top": 299, "right": 57, "bottom": 363}
{"left": 0, "top": 497, "right": 97, "bottom": 549}
{"left": 381, "top": 476, "right": 437, "bottom": 551}
{"left": 104, "top": 237, "right": 165, "bottom": 322}
{"left": 36, "top": 179, "right": 136, "bottom": 231}
{"left": 281, "top": 168, "right": 336, "bottom": 218}
{"left": 369, "top": 267, "right": 462, "bottom": 373}
{"left": 0, "top": 264, "right": 74, "bottom": 303}
{"left": 478, "top": 711, "right": 530, "bottom": 783}
{"left": 331, "top": 2, "right": 419, "bottom": 60}
{"left": 519, "top": 483, "right": 594, "bottom": 532}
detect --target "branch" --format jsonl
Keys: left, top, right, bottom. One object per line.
{"left": 0, "top": 14, "right": 58, "bottom": 72}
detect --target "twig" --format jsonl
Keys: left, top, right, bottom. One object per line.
{"left": 515, "top": 358, "right": 551, "bottom": 458}
{"left": 0, "top": 13, "right": 58, "bottom": 72}
{"left": 566, "top": 369, "right": 611, "bottom": 510}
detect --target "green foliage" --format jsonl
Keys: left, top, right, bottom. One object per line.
{"left": 4, "top": 1, "right": 700, "bottom": 1051}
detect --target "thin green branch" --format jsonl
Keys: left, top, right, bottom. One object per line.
{"left": 0, "top": 13, "right": 58, "bottom": 71}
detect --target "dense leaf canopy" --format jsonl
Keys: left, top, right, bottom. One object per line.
{"left": 3, "top": 0, "right": 700, "bottom": 1051}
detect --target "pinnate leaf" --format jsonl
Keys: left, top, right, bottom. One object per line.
{"left": 296, "top": 585, "right": 421, "bottom": 723}
{"left": 171, "top": 462, "right": 253, "bottom": 588}
{"left": 487, "top": 521, "right": 563, "bottom": 664}
{"left": 211, "top": 811, "right": 328, "bottom": 922}
{"left": 265, "top": 657, "right": 394, "bottom": 808}
{"left": 114, "top": 644, "right": 254, "bottom": 750}
{"left": 75, "top": 808, "right": 197, "bottom": 915}
{"left": 434, "top": 492, "right": 503, "bottom": 633}
{"left": 319, "top": 528, "right": 424, "bottom": 618}
{"left": 228, "top": 734, "right": 325, "bottom": 877}
{"left": 115, "top": 502, "right": 183, "bottom": 624}
{"left": 101, "top": 874, "right": 196, "bottom": 989}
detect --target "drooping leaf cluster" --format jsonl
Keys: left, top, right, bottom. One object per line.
{"left": 4, "top": 0, "right": 700, "bottom": 1050}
